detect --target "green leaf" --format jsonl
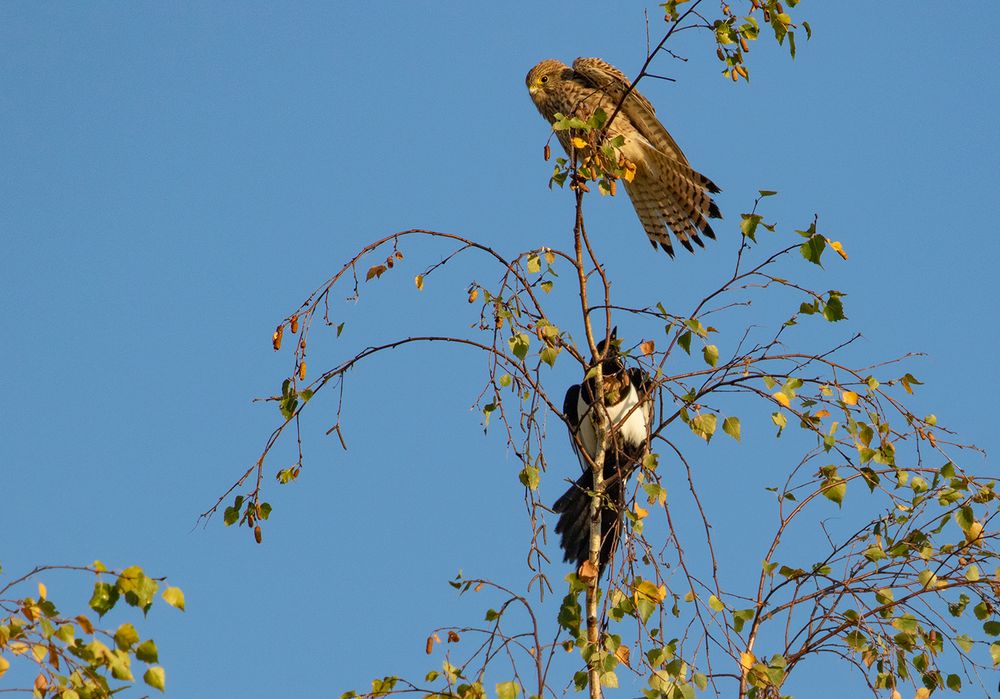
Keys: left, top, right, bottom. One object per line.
{"left": 496, "top": 681, "right": 519, "bottom": 699}
{"left": 863, "top": 545, "right": 886, "bottom": 562}
{"left": 161, "top": 587, "right": 185, "bottom": 612}
{"left": 955, "top": 634, "right": 974, "bottom": 652}
{"left": 109, "top": 650, "right": 134, "bottom": 681}
{"left": 136, "top": 639, "right": 159, "bottom": 663}
{"left": 144, "top": 666, "right": 166, "bottom": 692}
{"left": 732, "top": 608, "right": 754, "bottom": 633}
{"left": 116, "top": 566, "right": 159, "bottom": 613}
{"left": 758, "top": 190, "right": 778, "bottom": 197}
{"left": 722, "top": 416, "right": 741, "bottom": 442}
{"left": 279, "top": 392, "right": 298, "bottom": 420}
{"left": 693, "top": 672, "right": 708, "bottom": 691}
{"left": 114, "top": 623, "right": 139, "bottom": 650}
{"left": 771, "top": 411, "right": 787, "bottom": 436}
{"left": 708, "top": 595, "right": 724, "bottom": 612}
{"left": 946, "top": 674, "right": 961, "bottom": 691}
{"left": 917, "top": 569, "right": 941, "bottom": 589}
{"left": 740, "top": 213, "right": 763, "bottom": 241}
{"left": 677, "top": 330, "right": 692, "bottom": 354}
{"left": 991, "top": 642, "right": 1000, "bottom": 667}
{"left": 690, "top": 413, "right": 717, "bottom": 442}
{"left": 823, "top": 293, "right": 846, "bottom": 322}
{"left": 703, "top": 344, "right": 719, "bottom": 367}
{"left": 822, "top": 476, "right": 846, "bottom": 507}
{"left": 539, "top": 346, "right": 559, "bottom": 367}
{"left": 508, "top": 334, "right": 530, "bottom": 361}
{"left": 844, "top": 630, "right": 868, "bottom": 651}
{"left": 89, "top": 582, "right": 119, "bottom": 617}
{"left": 518, "top": 465, "right": 540, "bottom": 490}
{"left": 955, "top": 506, "right": 974, "bottom": 533}
{"left": 800, "top": 234, "right": 826, "bottom": 266}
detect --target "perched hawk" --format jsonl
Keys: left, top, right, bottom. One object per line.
{"left": 554, "top": 329, "right": 653, "bottom": 572}
{"left": 526, "top": 57, "right": 722, "bottom": 257}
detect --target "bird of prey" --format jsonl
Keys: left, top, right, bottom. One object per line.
{"left": 526, "top": 57, "right": 722, "bottom": 257}
{"left": 554, "top": 329, "right": 653, "bottom": 573}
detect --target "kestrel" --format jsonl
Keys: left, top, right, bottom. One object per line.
{"left": 526, "top": 57, "right": 721, "bottom": 257}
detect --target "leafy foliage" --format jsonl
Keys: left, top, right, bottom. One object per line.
{"left": 0, "top": 563, "right": 182, "bottom": 697}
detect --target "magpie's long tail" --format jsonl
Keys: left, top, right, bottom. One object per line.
{"left": 553, "top": 460, "right": 633, "bottom": 573}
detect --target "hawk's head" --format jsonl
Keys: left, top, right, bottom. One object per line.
{"left": 525, "top": 59, "right": 570, "bottom": 100}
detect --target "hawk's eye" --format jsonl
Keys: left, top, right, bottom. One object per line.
{"left": 540, "top": 76, "right": 549, "bottom": 84}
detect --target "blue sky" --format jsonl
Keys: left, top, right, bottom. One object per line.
{"left": 2, "top": 2, "right": 998, "bottom": 697}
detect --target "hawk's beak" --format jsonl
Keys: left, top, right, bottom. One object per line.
{"left": 528, "top": 84, "right": 538, "bottom": 95}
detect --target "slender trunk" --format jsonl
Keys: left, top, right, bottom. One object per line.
{"left": 573, "top": 188, "right": 607, "bottom": 699}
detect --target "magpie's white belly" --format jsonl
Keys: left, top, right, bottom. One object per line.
{"left": 577, "top": 384, "right": 650, "bottom": 458}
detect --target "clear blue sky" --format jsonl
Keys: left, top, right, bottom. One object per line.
{"left": 2, "top": 2, "right": 997, "bottom": 696}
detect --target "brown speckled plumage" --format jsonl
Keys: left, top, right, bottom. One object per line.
{"left": 526, "top": 57, "right": 721, "bottom": 257}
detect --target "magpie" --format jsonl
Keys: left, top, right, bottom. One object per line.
{"left": 554, "top": 328, "right": 654, "bottom": 573}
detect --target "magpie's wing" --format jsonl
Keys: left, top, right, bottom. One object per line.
{"left": 628, "top": 367, "right": 655, "bottom": 439}
{"left": 563, "top": 383, "right": 585, "bottom": 467}
{"left": 627, "top": 366, "right": 653, "bottom": 395}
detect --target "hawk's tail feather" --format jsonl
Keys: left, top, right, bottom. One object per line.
{"left": 701, "top": 174, "right": 722, "bottom": 194}
{"left": 625, "top": 145, "right": 722, "bottom": 256}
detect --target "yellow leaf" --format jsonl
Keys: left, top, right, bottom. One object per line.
{"left": 414, "top": 275, "right": 424, "bottom": 290}
{"left": 634, "top": 503, "right": 648, "bottom": 519}
{"left": 841, "top": 390, "right": 859, "bottom": 405}
{"left": 161, "top": 587, "right": 186, "bottom": 612}
{"left": 740, "top": 651, "right": 756, "bottom": 670}
{"left": 615, "top": 645, "right": 631, "bottom": 666}
{"left": 772, "top": 392, "right": 790, "bottom": 408}
{"left": 623, "top": 161, "right": 637, "bottom": 182}
{"left": 827, "top": 239, "right": 848, "bottom": 260}
{"left": 633, "top": 580, "right": 666, "bottom": 604}
{"left": 966, "top": 521, "right": 984, "bottom": 545}
{"left": 75, "top": 615, "right": 94, "bottom": 635}
{"left": 32, "top": 644, "right": 47, "bottom": 663}
{"left": 640, "top": 340, "right": 655, "bottom": 356}
{"left": 814, "top": 409, "right": 830, "bottom": 418}
{"left": 0, "top": 656, "right": 9, "bottom": 678}
{"left": 579, "top": 559, "right": 598, "bottom": 582}
{"left": 37, "top": 583, "right": 46, "bottom": 600}
{"left": 915, "top": 688, "right": 930, "bottom": 699}
{"left": 571, "top": 136, "right": 587, "bottom": 149}
{"left": 891, "top": 690, "right": 901, "bottom": 699}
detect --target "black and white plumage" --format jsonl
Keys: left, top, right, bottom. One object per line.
{"left": 554, "top": 329, "right": 653, "bottom": 572}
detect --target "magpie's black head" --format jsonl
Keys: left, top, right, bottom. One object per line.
{"left": 594, "top": 327, "right": 624, "bottom": 376}
{"left": 582, "top": 327, "right": 632, "bottom": 406}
